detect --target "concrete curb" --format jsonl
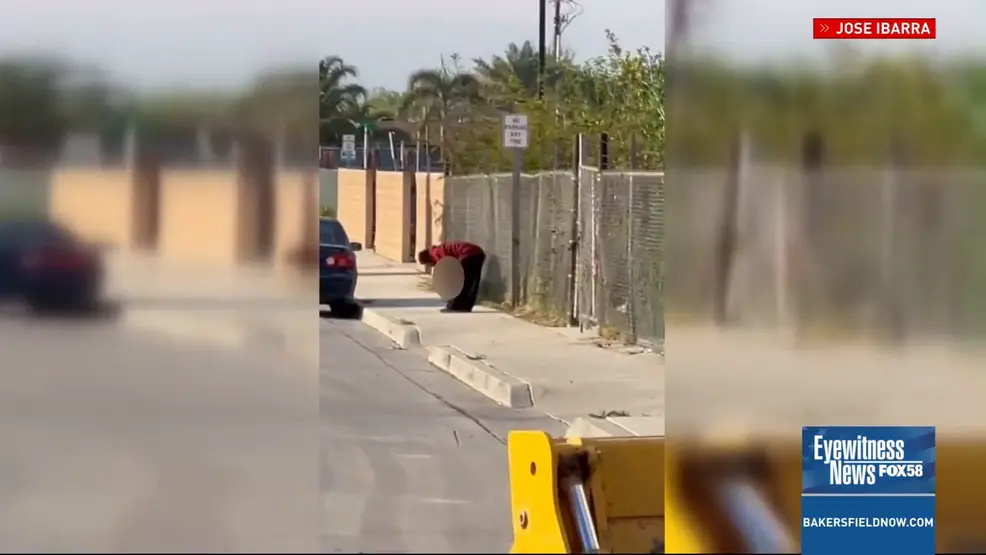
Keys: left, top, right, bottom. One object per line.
{"left": 122, "top": 310, "right": 319, "bottom": 365}
{"left": 426, "top": 345, "right": 534, "bottom": 408}
{"left": 359, "top": 308, "right": 421, "bottom": 349}
{"left": 564, "top": 416, "right": 638, "bottom": 438}
{"left": 356, "top": 306, "right": 535, "bottom": 408}
{"left": 564, "top": 416, "right": 666, "bottom": 438}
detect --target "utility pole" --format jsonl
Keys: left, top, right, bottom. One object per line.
{"left": 668, "top": 0, "right": 707, "bottom": 98}
{"left": 552, "top": 0, "right": 563, "bottom": 59}
{"left": 667, "top": 0, "right": 689, "bottom": 93}
{"left": 538, "top": 0, "right": 547, "bottom": 99}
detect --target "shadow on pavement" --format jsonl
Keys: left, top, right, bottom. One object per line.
{"left": 0, "top": 299, "right": 122, "bottom": 322}
{"left": 112, "top": 297, "right": 312, "bottom": 309}
{"left": 358, "top": 298, "right": 445, "bottom": 309}
{"left": 319, "top": 307, "right": 364, "bottom": 320}
{"left": 357, "top": 270, "right": 423, "bottom": 277}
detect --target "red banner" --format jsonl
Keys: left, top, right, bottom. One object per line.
{"left": 813, "top": 18, "right": 936, "bottom": 40}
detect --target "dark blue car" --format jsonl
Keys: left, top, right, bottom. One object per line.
{"left": 0, "top": 218, "right": 105, "bottom": 314}
{"left": 319, "top": 217, "right": 361, "bottom": 318}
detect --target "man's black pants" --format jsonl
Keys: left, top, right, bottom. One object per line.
{"left": 447, "top": 253, "right": 486, "bottom": 312}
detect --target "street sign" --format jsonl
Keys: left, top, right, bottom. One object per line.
{"left": 503, "top": 114, "right": 527, "bottom": 307}
{"left": 502, "top": 114, "right": 529, "bottom": 149}
{"left": 341, "top": 134, "right": 357, "bottom": 160}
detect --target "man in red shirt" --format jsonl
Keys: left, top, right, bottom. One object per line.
{"left": 417, "top": 241, "right": 486, "bottom": 312}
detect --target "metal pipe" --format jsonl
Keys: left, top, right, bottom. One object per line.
{"left": 388, "top": 131, "right": 397, "bottom": 170}
{"left": 564, "top": 477, "right": 601, "bottom": 553}
{"left": 716, "top": 478, "right": 795, "bottom": 553}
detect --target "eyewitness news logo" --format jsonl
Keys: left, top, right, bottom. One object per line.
{"left": 802, "top": 426, "right": 936, "bottom": 555}
{"left": 803, "top": 426, "right": 935, "bottom": 495}
{"left": 813, "top": 18, "right": 936, "bottom": 39}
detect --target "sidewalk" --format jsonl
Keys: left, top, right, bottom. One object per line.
{"left": 666, "top": 326, "right": 986, "bottom": 437}
{"left": 354, "top": 250, "right": 986, "bottom": 439}
{"left": 354, "top": 250, "right": 665, "bottom": 434}
{"left": 105, "top": 251, "right": 318, "bottom": 365}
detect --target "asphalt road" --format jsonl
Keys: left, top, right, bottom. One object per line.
{"left": 319, "top": 314, "right": 564, "bottom": 553}
{"left": 0, "top": 305, "right": 563, "bottom": 553}
{"left": 0, "top": 308, "right": 318, "bottom": 553}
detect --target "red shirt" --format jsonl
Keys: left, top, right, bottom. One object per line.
{"left": 429, "top": 241, "right": 483, "bottom": 261}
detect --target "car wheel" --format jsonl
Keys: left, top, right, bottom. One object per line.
{"left": 330, "top": 301, "right": 360, "bottom": 319}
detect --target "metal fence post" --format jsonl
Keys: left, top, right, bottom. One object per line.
{"left": 626, "top": 134, "right": 639, "bottom": 342}
{"left": 530, "top": 173, "right": 543, "bottom": 304}
{"left": 774, "top": 167, "right": 790, "bottom": 327}
{"left": 588, "top": 135, "right": 608, "bottom": 328}
{"left": 627, "top": 172, "right": 637, "bottom": 342}
{"left": 510, "top": 148, "right": 523, "bottom": 308}
{"left": 568, "top": 134, "right": 583, "bottom": 326}
{"left": 881, "top": 135, "right": 903, "bottom": 340}
{"left": 713, "top": 130, "right": 741, "bottom": 326}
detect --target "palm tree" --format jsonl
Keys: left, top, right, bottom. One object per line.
{"left": 319, "top": 56, "right": 367, "bottom": 123}
{"left": 237, "top": 67, "right": 313, "bottom": 145}
{"left": 0, "top": 58, "right": 66, "bottom": 152}
{"left": 294, "top": 55, "right": 363, "bottom": 271}
{"left": 472, "top": 41, "right": 572, "bottom": 101}
{"left": 364, "top": 87, "right": 406, "bottom": 120}
{"left": 402, "top": 61, "right": 481, "bottom": 164}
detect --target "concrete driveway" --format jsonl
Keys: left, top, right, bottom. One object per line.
{"left": 0, "top": 309, "right": 318, "bottom": 552}
{"left": 319, "top": 315, "right": 564, "bottom": 553}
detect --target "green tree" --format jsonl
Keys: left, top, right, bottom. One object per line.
{"left": 0, "top": 58, "right": 66, "bottom": 150}
{"left": 363, "top": 87, "right": 405, "bottom": 120}
{"left": 443, "top": 32, "right": 664, "bottom": 173}
{"left": 319, "top": 56, "right": 366, "bottom": 130}
{"left": 58, "top": 65, "right": 122, "bottom": 132}
{"left": 318, "top": 56, "right": 368, "bottom": 145}
{"left": 474, "top": 41, "right": 544, "bottom": 100}
{"left": 237, "top": 67, "right": 314, "bottom": 145}
{"left": 669, "top": 54, "right": 985, "bottom": 165}
{"left": 402, "top": 56, "right": 482, "bottom": 163}
{"left": 566, "top": 31, "right": 664, "bottom": 168}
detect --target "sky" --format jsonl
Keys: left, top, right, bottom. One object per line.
{"left": 0, "top": 0, "right": 984, "bottom": 92}
{"left": 328, "top": 0, "right": 663, "bottom": 90}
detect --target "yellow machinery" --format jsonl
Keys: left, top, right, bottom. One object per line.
{"left": 507, "top": 431, "right": 665, "bottom": 554}
{"left": 507, "top": 430, "right": 986, "bottom": 553}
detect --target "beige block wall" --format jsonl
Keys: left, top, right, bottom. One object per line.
{"left": 336, "top": 169, "right": 370, "bottom": 246}
{"left": 274, "top": 170, "right": 315, "bottom": 271}
{"left": 157, "top": 169, "right": 240, "bottom": 266}
{"left": 49, "top": 166, "right": 314, "bottom": 272}
{"left": 374, "top": 171, "right": 411, "bottom": 263}
{"left": 49, "top": 169, "right": 134, "bottom": 248}
{"left": 414, "top": 172, "right": 446, "bottom": 270}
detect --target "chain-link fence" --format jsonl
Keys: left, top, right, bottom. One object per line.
{"left": 667, "top": 165, "right": 986, "bottom": 343}
{"left": 441, "top": 171, "right": 576, "bottom": 314}
{"left": 575, "top": 169, "right": 665, "bottom": 346}
{"left": 442, "top": 165, "right": 665, "bottom": 347}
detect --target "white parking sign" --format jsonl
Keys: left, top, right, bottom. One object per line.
{"left": 341, "top": 134, "right": 357, "bottom": 160}
{"left": 502, "top": 114, "right": 528, "bottom": 149}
